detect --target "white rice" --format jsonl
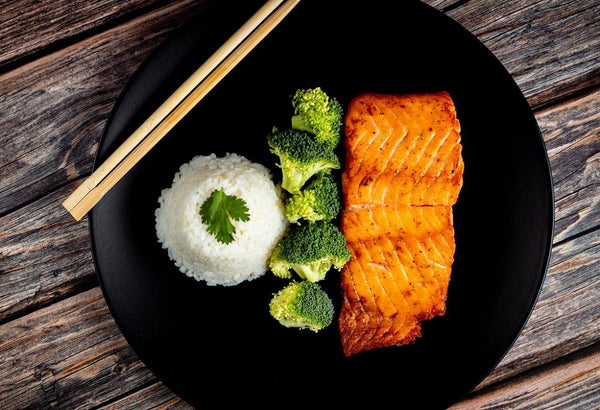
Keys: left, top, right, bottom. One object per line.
{"left": 155, "top": 153, "right": 288, "bottom": 286}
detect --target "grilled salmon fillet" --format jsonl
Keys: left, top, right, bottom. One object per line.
{"left": 339, "top": 92, "right": 464, "bottom": 356}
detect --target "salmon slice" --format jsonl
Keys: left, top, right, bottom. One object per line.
{"left": 343, "top": 92, "right": 463, "bottom": 208}
{"left": 339, "top": 92, "right": 464, "bottom": 356}
{"left": 341, "top": 205, "right": 455, "bottom": 245}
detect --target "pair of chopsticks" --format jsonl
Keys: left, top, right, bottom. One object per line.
{"left": 63, "top": 0, "right": 301, "bottom": 221}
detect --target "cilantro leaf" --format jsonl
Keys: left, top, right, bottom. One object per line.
{"left": 200, "top": 188, "right": 250, "bottom": 244}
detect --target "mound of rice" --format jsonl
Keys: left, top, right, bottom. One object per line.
{"left": 155, "top": 153, "right": 288, "bottom": 286}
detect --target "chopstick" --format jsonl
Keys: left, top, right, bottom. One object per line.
{"left": 62, "top": 0, "right": 301, "bottom": 221}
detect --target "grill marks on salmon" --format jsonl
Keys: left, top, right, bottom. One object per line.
{"left": 339, "top": 92, "right": 464, "bottom": 356}
{"left": 343, "top": 92, "right": 463, "bottom": 208}
{"left": 340, "top": 206, "right": 455, "bottom": 355}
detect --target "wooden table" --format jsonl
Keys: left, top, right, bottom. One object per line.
{"left": 1, "top": 0, "right": 598, "bottom": 408}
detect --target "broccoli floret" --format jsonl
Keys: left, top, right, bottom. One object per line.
{"left": 291, "top": 87, "right": 343, "bottom": 149}
{"left": 285, "top": 172, "right": 341, "bottom": 224}
{"left": 269, "top": 221, "right": 351, "bottom": 282}
{"left": 269, "top": 281, "right": 334, "bottom": 332}
{"left": 267, "top": 129, "right": 340, "bottom": 194}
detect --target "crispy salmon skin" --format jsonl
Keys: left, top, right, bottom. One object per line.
{"left": 339, "top": 92, "right": 464, "bottom": 356}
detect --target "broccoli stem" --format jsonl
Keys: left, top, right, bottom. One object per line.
{"left": 291, "top": 261, "right": 330, "bottom": 283}
{"left": 281, "top": 168, "right": 309, "bottom": 195}
{"left": 291, "top": 115, "right": 314, "bottom": 134}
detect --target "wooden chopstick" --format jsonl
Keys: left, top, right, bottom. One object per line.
{"left": 63, "top": 0, "right": 301, "bottom": 221}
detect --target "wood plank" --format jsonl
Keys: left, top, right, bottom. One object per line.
{"left": 0, "top": 0, "right": 180, "bottom": 69}
{"left": 98, "top": 382, "right": 191, "bottom": 410}
{"left": 538, "top": 89, "right": 600, "bottom": 243}
{"left": 452, "top": 343, "right": 600, "bottom": 409}
{"left": 422, "top": 0, "right": 464, "bottom": 10}
{"left": 478, "top": 227, "right": 600, "bottom": 387}
{"left": 0, "top": 180, "right": 94, "bottom": 323}
{"left": 0, "top": 288, "right": 158, "bottom": 409}
{"left": 446, "top": 0, "right": 600, "bottom": 108}
{"left": 0, "top": 0, "right": 212, "bottom": 215}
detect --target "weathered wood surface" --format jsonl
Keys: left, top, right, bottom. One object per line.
{"left": 0, "top": 181, "right": 94, "bottom": 323}
{"left": 0, "top": 0, "right": 213, "bottom": 216}
{"left": 98, "top": 382, "right": 190, "bottom": 410}
{"left": 543, "top": 90, "right": 600, "bottom": 244}
{"left": 0, "top": 0, "right": 598, "bottom": 408}
{"left": 0, "top": 0, "right": 182, "bottom": 70}
{"left": 0, "top": 288, "right": 156, "bottom": 409}
{"left": 446, "top": 0, "right": 600, "bottom": 109}
{"left": 453, "top": 343, "right": 600, "bottom": 409}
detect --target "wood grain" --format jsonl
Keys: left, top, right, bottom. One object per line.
{"left": 540, "top": 89, "right": 600, "bottom": 244}
{"left": 98, "top": 382, "right": 191, "bottom": 409}
{"left": 452, "top": 343, "right": 600, "bottom": 409}
{"left": 0, "top": 0, "right": 185, "bottom": 69}
{"left": 0, "top": 288, "right": 158, "bottom": 409}
{"left": 0, "top": 0, "right": 212, "bottom": 216}
{"left": 446, "top": 0, "right": 600, "bottom": 108}
{"left": 422, "top": 0, "right": 465, "bottom": 11}
{"left": 0, "top": 181, "right": 94, "bottom": 323}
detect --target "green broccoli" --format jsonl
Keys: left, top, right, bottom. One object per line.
{"left": 267, "top": 129, "right": 340, "bottom": 194}
{"left": 284, "top": 172, "right": 341, "bottom": 224}
{"left": 291, "top": 87, "right": 343, "bottom": 149}
{"left": 269, "top": 281, "right": 334, "bottom": 332}
{"left": 269, "top": 221, "right": 352, "bottom": 282}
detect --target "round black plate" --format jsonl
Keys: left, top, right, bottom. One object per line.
{"left": 90, "top": 0, "right": 553, "bottom": 407}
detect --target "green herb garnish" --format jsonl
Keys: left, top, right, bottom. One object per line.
{"left": 200, "top": 188, "right": 250, "bottom": 244}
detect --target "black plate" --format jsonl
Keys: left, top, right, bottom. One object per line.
{"left": 90, "top": 0, "right": 553, "bottom": 407}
